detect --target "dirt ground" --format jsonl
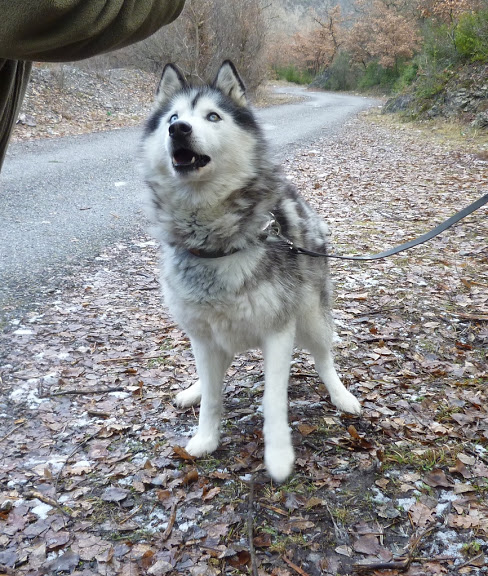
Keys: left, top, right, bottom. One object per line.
{"left": 1, "top": 66, "right": 488, "bottom": 575}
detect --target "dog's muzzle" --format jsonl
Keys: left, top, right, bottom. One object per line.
{"left": 169, "top": 121, "right": 211, "bottom": 172}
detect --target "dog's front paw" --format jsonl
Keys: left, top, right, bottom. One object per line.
{"left": 185, "top": 433, "right": 219, "bottom": 457}
{"left": 175, "top": 381, "right": 201, "bottom": 408}
{"left": 265, "top": 444, "right": 295, "bottom": 483}
{"left": 331, "top": 389, "right": 361, "bottom": 415}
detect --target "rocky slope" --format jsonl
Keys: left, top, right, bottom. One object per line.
{"left": 384, "top": 63, "right": 488, "bottom": 128}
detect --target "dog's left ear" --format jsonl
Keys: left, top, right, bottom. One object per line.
{"left": 213, "top": 61, "right": 247, "bottom": 107}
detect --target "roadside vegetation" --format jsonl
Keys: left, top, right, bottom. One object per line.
{"left": 269, "top": 0, "right": 487, "bottom": 93}
{"left": 267, "top": 0, "right": 488, "bottom": 125}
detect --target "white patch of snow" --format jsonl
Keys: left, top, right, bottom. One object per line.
{"left": 9, "top": 379, "right": 46, "bottom": 408}
{"left": 396, "top": 497, "right": 416, "bottom": 511}
{"left": 31, "top": 501, "right": 53, "bottom": 519}
{"left": 372, "top": 486, "right": 391, "bottom": 504}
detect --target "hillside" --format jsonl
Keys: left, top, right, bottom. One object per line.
{"left": 278, "top": 0, "right": 355, "bottom": 15}
{"left": 384, "top": 62, "right": 488, "bottom": 128}
{"left": 13, "top": 65, "right": 157, "bottom": 142}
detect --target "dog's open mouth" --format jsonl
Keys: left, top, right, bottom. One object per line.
{"left": 172, "top": 148, "right": 211, "bottom": 172}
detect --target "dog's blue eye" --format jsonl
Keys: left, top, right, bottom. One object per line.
{"left": 169, "top": 114, "right": 178, "bottom": 124}
{"left": 207, "top": 112, "right": 221, "bottom": 122}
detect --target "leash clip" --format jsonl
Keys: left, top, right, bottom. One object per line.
{"left": 262, "top": 212, "right": 282, "bottom": 237}
{"left": 263, "top": 212, "right": 297, "bottom": 251}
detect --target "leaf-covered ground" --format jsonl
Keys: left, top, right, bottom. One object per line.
{"left": 1, "top": 113, "right": 488, "bottom": 576}
{"left": 12, "top": 65, "right": 158, "bottom": 142}
{"left": 11, "top": 64, "right": 297, "bottom": 144}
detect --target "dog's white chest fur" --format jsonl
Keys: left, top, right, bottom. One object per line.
{"left": 162, "top": 246, "right": 288, "bottom": 353}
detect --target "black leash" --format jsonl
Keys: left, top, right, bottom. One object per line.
{"left": 267, "top": 192, "right": 488, "bottom": 261}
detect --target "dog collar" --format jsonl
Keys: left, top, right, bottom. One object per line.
{"left": 187, "top": 246, "right": 241, "bottom": 259}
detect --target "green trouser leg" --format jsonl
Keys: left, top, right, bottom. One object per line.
{"left": 0, "top": 59, "right": 32, "bottom": 172}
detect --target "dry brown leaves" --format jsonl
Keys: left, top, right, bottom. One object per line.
{"left": 12, "top": 65, "right": 292, "bottom": 145}
{"left": 1, "top": 113, "right": 487, "bottom": 575}
{"left": 12, "top": 65, "right": 158, "bottom": 143}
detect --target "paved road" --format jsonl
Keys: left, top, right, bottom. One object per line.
{"left": 0, "top": 87, "right": 379, "bottom": 319}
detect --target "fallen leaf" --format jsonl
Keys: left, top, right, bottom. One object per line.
{"left": 298, "top": 424, "right": 318, "bottom": 436}
{"left": 46, "top": 550, "right": 80, "bottom": 573}
{"left": 140, "top": 549, "right": 156, "bottom": 570}
{"left": 45, "top": 530, "right": 70, "bottom": 550}
{"left": 182, "top": 468, "right": 199, "bottom": 485}
{"left": 353, "top": 534, "right": 382, "bottom": 555}
{"left": 228, "top": 550, "right": 251, "bottom": 568}
{"left": 147, "top": 559, "right": 174, "bottom": 575}
{"left": 348, "top": 425, "right": 361, "bottom": 440}
{"left": 375, "top": 478, "right": 389, "bottom": 489}
{"left": 454, "top": 483, "right": 476, "bottom": 494}
{"left": 409, "top": 501, "right": 435, "bottom": 527}
{"left": 101, "top": 486, "right": 129, "bottom": 502}
{"left": 172, "top": 445, "right": 195, "bottom": 461}
{"left": 253, "top": 533, "right": 272, "bottom": 547}
{"left": 202, "top": 487, "right": 221, "bottom": 501}
{"left": 423, "top": 469, "right": 453, "bottom": 488}
{"left": 457, "top": 453, "right": 476, "bottom": 466}
{"left": 449, "top": 459, "right": 472, "bottom": 479}
{"left": 335, "top": 545, "right": 353, "bottom": 557}
{"left": 156, "top": 489, "right": 171, "bottom": 502}
{"left": 305, "top": 496, "right": 324, "bottom": 508}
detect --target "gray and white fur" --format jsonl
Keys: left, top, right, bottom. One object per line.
{"left": 141, "top": 61, "right": 361, "bottom": 482}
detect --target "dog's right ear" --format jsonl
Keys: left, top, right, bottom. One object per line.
{"left": 156, "top": 64, "right": 187, "bottom": 106}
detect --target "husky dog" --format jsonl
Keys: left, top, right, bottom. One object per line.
{"left": 141, "top": 61, "right": 361, "bottom": 482}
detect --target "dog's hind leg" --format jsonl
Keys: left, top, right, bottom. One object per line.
{"left": 184, "top": 339, "right": 233, "bottom": 458}
{"left": 299, "top": 313, "right": 361, "bottom": 415}
{"left": 262, "top": 324, "right": 296, "bottom": 482}
{"left": 313, "top": 345, "right": 361, "bottom": 415}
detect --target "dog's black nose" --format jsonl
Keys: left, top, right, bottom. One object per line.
{"left": 169, "top": 121, "right": 192, "bottom": 138}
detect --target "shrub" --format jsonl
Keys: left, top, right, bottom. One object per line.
{"left": 394, "top": 62, "right": 419, "bottom": 92}
{"left": 413, "top": 20, "right": 460, "bottom": 100}
{"left": 273, "top": 65, "right": 314, "bottom": 84}
{"left": 325, "top": 51, "right": 360, "bottom": 90}
{"left": 313, "top": 53, "right": 416, "bottom": 94}
{"left": 455, "top": 9, "right": 488, "bottom": 62}
{"left": 357, "top": 60, "right": 402, "bottom": 92}
{"left": 312, "top": 51, "right": 361, "bottom": 91}
{"left": 420, "top": 20, "right": 460, "bottom": 68}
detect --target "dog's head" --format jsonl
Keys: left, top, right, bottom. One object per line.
{"left": 143, "top": 61, "right": 262, "bottom": 187}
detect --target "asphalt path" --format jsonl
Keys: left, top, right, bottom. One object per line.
{"left": 0, "top": 87, "right": 379, "bottom": 319}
